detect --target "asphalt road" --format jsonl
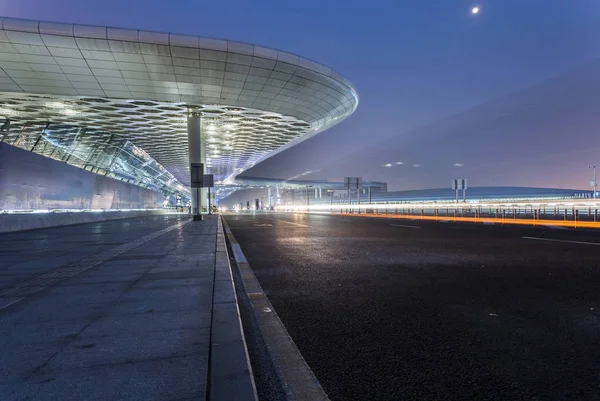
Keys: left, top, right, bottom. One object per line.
{"left": 224, "top": 212, "right": 600, "bottom": 401}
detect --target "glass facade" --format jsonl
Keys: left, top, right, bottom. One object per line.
{"left": 0, "top": 116, "right": 189, "bottom": 200}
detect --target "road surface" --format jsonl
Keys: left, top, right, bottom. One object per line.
{"left": 225, "top": 212, "right": 600, "bottom": 401}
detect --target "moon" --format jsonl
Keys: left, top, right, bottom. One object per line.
{"left": 471, "top": 6, "right": 480, "bottom": 14}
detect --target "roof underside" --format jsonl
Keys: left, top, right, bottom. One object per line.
{"left": 0, "top": 17, "right": 358, "bottom": 186}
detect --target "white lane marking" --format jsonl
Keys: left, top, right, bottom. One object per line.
{"left": 390, "top": 224, "right": 421, "bottom": 229}
{"left": 522, "top": 237, "right": 600, "bottom": 246}
{"left": 0, "top": 297, "right": 24, "bottom": 311}
{"left": 483, "top": 222, "right": 495, "bottom": 225}
{"left": 232, "top": 226, "right": 276, "bottom": 230}
{"left": 267, "top": 218, "right": 309, "bottom": 228}
{"left": 439, "top": 220, "right": 451, "bottom": 223}
{"left": 541, "top": 225, "right": 568, "bottom": 230}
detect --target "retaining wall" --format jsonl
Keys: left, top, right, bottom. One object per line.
{"left": 0, "top": 142, "right": 163, "bottom": 210}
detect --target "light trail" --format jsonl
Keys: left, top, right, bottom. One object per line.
{"left": 275, "top": 200, "right": 600, "bottom": 212}
{"left": 327, "top": 212, "right": 600, "bottom": 229}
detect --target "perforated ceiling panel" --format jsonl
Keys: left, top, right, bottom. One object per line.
{"left": 0, "top": 17, "right": 358, "bottom": 185}
{"left": 0, "top": 93, "right": 312, "bottom": 184}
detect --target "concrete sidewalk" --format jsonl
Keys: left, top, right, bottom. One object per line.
{"left": 0, "top": 214, "right": 256, "bottom": 401}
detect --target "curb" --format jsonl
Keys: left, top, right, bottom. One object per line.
{"left": 221, "top": 215, "right": 330, "bottom": 401}
{"left": 209, "top": 217, "right": 258, "bottom": 401}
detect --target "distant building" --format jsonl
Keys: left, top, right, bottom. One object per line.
{"left": 371, "top": 186, "right": 593, "bottom": 203}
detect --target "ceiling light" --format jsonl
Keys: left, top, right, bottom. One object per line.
{"left": 45, "top": 101, "right": 68, "bottom": 109}
{"left": 61, "top": 109, "right": 81, "bottom": 116}
{"left": 0, "top": 108, "right": 19, "bottom": 116}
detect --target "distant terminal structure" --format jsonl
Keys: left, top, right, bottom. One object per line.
{"left": 276, "top": 186, "right": 593, "bottom": 207}
{"left": 228, "top": 185, "right": 595, "bottom": 211}
{"left": 369, "top": 187, "right": 595, "bottom": 203}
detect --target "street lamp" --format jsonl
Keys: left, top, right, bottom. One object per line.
{"left": 589, "top": 165, "right": 597, "bottom": 198}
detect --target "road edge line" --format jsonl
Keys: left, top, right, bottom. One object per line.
{"left": 221, "top": 215, "right": 330, "bottom": 401}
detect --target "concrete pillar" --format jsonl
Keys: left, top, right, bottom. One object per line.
{"left": 267, "top": 187, "right": 272, "bottom": 208}
{"left": 187, "top": 111, "right": 207, "bottom": 218}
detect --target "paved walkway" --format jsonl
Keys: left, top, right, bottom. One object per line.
{"left": 0, "top": 214, "right": 255, "bottom": 401}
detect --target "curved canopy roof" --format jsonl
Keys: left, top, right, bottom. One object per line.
{"left": 0, "top": 17, "right": 359, "bottom": 186}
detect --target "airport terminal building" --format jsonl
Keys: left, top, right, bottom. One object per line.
{"left": 0, "top": 17, "right": 358, "bottom": 213}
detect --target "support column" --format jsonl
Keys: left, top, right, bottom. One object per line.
{"left": 187, "top": 110, "right": 208, "bottom": 219}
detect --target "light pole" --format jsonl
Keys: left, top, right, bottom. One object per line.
{"left": 590, "top": 165, "right": 597, "bottom": 198}
{"left": 306, "top": 185, "right": 313, "bottom": 208}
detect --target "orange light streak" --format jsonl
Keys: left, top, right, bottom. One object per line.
{"left": 329, "top": 213, "right": 600, "bottom": 229}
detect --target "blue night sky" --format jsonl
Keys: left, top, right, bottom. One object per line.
{"left": 5, "top": 0, "right": 600, "bottom": 190}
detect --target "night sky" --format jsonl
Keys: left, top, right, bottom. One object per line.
{"left": 5, "top": 0, "right": 600, "bottom": 190}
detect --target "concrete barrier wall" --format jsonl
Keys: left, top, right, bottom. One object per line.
{"left": 0, "top": 210, "right": 173, "bottom": 233}
{"left": 0, "top": 142, "right": 163, "bottom": 210}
